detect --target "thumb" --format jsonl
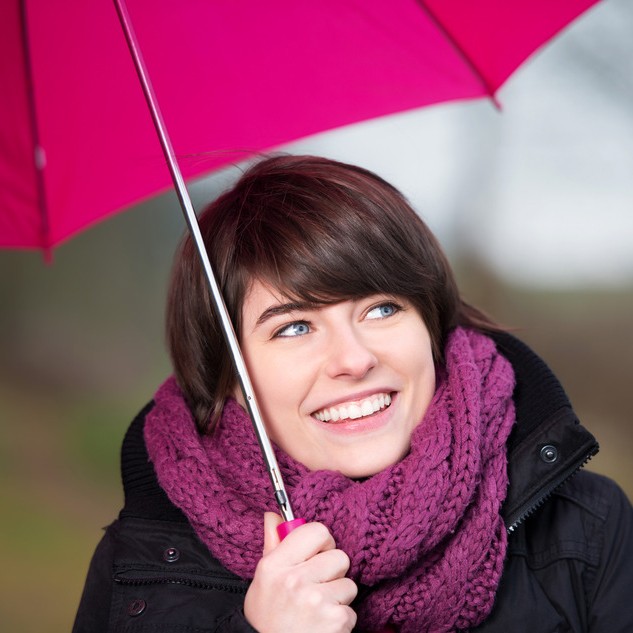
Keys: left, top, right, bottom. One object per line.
{"left": 262, "top": 511, "right": 284, "bottom": 555}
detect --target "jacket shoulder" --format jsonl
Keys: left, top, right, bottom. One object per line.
{"left": 486, "top": 470, "right": 633, "bottom": 632}
{"left": 554, "top": 469, "right": 629, "bottom": 521}
{"left": 515, "top": 470, "right": 630, "bottom": 567}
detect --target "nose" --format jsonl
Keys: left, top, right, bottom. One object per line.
{"left": 324, "top": 328, "right": 378, "bottom": 380}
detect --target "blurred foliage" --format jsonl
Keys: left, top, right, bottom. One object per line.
{"left": 456, "top": 255, "right": 633, "bottom": 490}
{"left": 0, "top": 196, "right": 180, "bottom": 631}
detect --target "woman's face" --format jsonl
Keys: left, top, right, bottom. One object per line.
{"left": 234, "top": 280, "right": 436, "bottom": 478}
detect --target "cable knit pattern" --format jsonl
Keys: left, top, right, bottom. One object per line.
{"left": 145, "top": 328, "right": 515, "bottom": 632}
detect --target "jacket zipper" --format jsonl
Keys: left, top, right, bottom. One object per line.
{"left": 506, "top": 446, "right": 598, "bottom": 533}
{"left": 114, "top": 575, "right": 248, "bottom": 594}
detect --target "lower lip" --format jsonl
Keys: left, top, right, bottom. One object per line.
{"left": 311, "top": 394, "right": 397, "bottom": 436}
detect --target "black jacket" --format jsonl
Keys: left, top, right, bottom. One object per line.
{"left": 73, "top": 334, "right": 633, "bottom": 632}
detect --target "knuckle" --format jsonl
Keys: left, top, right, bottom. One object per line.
{"left": 282, "top": 569, "right": 303, "bottom": 593}
{"left": 303, "top": 587, "right": 325, "bottom": 609}
{"left": 344, "top": 577, "right": 358, "bottom": 600}
{"left": 328, "top": 605, "right": 356, "bottom": 632}
{"left": 335, "top": 548, "right": 351, "bottom": 570}
{"left": 256, "top": 554, "right": 276, "bottom": 578}
{"left": 346, "top": 605, "right": 358, "bottom": 629}
{"left": 311, "top": 521, "right": 334, "bottom": 544}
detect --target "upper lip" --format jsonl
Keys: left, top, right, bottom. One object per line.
{"left": 309, "top": 388, "right": 396, "bottom": 415}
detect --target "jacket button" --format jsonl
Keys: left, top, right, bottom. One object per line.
{"left": 540, "top": 444, "right": 558, "bottom": 463}
{"left": 163, "top": 546, "right": 180, "bottom": 562}
{"left": 127, "top": 599, "right": 146, "bottom": 617}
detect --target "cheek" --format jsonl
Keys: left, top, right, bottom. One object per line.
{"left": 244, "top": 349, "right": 306, "bottom": 416}
{"left": 415, "top": 363, "right": 436, "bottom": 413}
{"left": 245, "top": 357, "right": 315, "bottom": 454}
{"left": 403, "top": 329, "right": 436, "bottom": 407}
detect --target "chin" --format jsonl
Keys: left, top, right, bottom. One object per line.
{"left": 335, "top": 452, "right": 404, "bottom": 479}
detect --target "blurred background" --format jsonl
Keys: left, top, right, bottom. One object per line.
{"left": 1, "top": 0, "right": 632, "bottom": 630}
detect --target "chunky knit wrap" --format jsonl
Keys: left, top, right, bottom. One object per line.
{"left": 145, "top": 328, "right": 516, "bottom": 632}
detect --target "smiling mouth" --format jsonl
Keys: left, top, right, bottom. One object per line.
{"left": 312, "top": 393, "right": 392, "bottom": 423}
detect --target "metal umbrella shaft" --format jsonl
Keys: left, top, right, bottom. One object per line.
{"left": 114, "top": 0, "right": 296, "bottom": 523}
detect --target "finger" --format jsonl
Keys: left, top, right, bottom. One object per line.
{"left": 305, "top": 547, "right": 351, "bottom": 583}
{"left": 325, "top": 576, "right": 358, "bottom": 607}
{"left": 322, "top": 603, "right": 357, "bottom": 632}
{"left": 342, "top": 604, "right": 358, "bottom": 631}
{"left": 273, "top": 521, "right": 337, "bottom": 563}
{"left": 262, "top": 512, "right": 284, "bottom": 555}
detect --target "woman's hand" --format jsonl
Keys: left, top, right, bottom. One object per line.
{"left": 244, "top": 512, "right": 358, "bottom": 633}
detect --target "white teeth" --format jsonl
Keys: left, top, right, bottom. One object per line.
{"left": 313, "top": 393, "right": 392, "bottom": 423}
{"left": 348, "top": 404, "right": 362, "bottom": 419}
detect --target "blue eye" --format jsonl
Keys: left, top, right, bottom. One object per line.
{"left": 366, "top": 302, "right": 399, "bottom": 320}
{"left": 275, "top": 321, "right": 310, "bottom": 337}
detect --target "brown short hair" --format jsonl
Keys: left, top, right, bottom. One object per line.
{"left": 167, "top": 155, "right": 497, "bottom": 433}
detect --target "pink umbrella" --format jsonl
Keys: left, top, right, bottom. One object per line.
{"left": 2, "top": 0, "right": 600, "bottom": 253}
{"left": 0, "top": 0, "right": 602, "bottom": 528}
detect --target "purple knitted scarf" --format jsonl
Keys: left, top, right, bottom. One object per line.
{"left": 145, "top": 328, "right": 515, "bottom": 632}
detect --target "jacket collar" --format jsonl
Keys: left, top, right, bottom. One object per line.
{"left": 491, "top": 332, "right": 599, "bottom": 531}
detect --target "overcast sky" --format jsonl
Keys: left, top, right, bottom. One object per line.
{"left": 266, "top": 0, "right": 633, "bottom": 289}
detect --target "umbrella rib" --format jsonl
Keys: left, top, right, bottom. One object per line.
{"left": 417, "top": 0, "right": 502, "bottom": 109}
{"left": 18, "top": 0, "right": 52, "bottom": 259}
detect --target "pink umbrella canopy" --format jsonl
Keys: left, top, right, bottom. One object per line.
{"left": 1, "top": 0, "right": 600, "bottom": 253}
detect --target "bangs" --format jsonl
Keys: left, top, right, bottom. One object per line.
{"left": 198, "top": 154, "right": 459, "bottom": 362}
{"left": 228, "top": 182, "right": 435, "bottom": 313}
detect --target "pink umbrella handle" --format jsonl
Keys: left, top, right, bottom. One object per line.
{"left": 277, "top": 518, "right": 307, "bottom": 540}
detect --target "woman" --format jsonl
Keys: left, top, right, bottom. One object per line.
{"left": 73, "top": 155, "right": 633, "bottom": 632}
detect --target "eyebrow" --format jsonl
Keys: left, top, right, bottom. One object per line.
{"left": 256, "top": 300, "right": 318, "bottom": 326}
